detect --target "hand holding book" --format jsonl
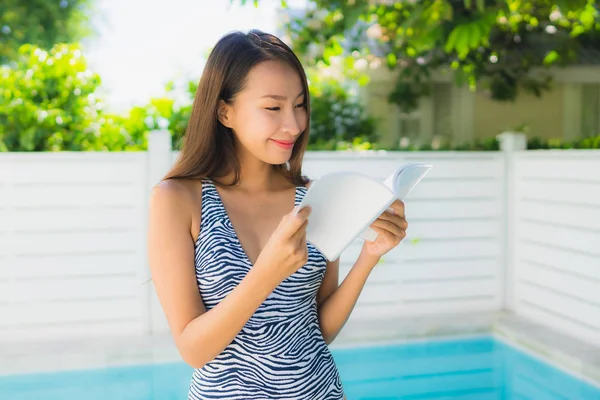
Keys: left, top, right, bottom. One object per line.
{"left": 360, "top": 198, "right": 408, "bottom": 260}
{"left": 297, "top": 163, "right": 432, "bottom": 261}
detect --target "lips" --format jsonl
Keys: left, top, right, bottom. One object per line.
{"left": 271, "top": 139, "right": 295, "bottom": 149}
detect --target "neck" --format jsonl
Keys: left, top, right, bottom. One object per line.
{"left": 224, "top": 147, "right": 285, "bottom": 192}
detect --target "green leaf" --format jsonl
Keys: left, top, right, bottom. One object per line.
{"left": 556, "top": 0, "right": 588, "bottom": 11}
{"left": 580, "top": 9, "right": 595, "bottom": 28}
{"left": 507, "top": 0, "right": 520, "bottom": 13}
{"left": 468, "top": 22, "right": 482, "bottom": 49}
{"left": 570, "top": 25, "right": 586, "bottom": 37}
{"left": 476, "top": 0, "right": 485, "bottom": 12}
{"left": 323, "top": 47, "right": 335, "bottom": 63}
{"left": 358, "top": 74, "right": 370, "bottom": 86}
{"left": 387, "top": 53, "right": 397, "bottom": 68}
{"left": 529, "top": 17, "right": 539, "bottom": 27}
{"left": 0, "top": 0, "right": 95, "bottom": 64}
{"left": 442, "top": 2, "right": 453, "bottom": 21}
{"left": 543, "top": 50, "right": 559, "bottom": 65}
{"left": 445, "top": 27, "right": 461, "bottom": 53}
{"left": 343, "top": 56, "right": 355, "bottom": 71}
{"left": 454, "top": 26, "right": 470, "bottom": 58}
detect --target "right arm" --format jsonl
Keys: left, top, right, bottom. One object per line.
{"left": 147, "top": 181, "right": 309, "bottom": 369}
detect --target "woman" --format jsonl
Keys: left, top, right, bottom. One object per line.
{"left": 147, "top": 30, "right": 408, "bottom": 400}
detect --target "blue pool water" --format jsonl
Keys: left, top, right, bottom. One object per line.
{"left": 1, "top": 336, "right": 599, "bottom": 399}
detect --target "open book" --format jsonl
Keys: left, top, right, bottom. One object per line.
{"left": 297, "top": 163, "right": 432, "bottom": 261}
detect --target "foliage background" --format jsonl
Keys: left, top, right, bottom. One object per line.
{"left": 1, "top": 0, "right": 599, "bottom": 151}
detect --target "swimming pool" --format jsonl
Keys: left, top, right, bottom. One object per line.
{"left": 1, "top": 336, "right": 598, "bottom": 399}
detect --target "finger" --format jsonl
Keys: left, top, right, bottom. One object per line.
{"left": 392, "top": 215, "right": 409, "bottom": 231}
{"left": 389, "top": 200, "right": 405, "bottom": 218}
{"left": 282, "top": 206, "right": 311, "bottom": 237}
{"left": 371, "top": 218, "right": 406, "bottom": 238}
{"left": 298, "top": 227, "right": 307, "bottom": 248}
{"left": 293, "top": 205, "right": 311, "bottom": 220}
{"left": 378, "top": 212, "right": 408, "bottom": 228}
{"left": 369, "top": 225, "right": 390, "bottom": 241}
{"left": 371, "top": 223, "right": 406, "bottom": 245}
{"left": 289, "top": 218, "right": 309, "bottom": 242}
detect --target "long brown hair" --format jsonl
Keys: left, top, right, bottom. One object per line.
{"left": 164, "top": 30, "right": 310, "bottom": 187}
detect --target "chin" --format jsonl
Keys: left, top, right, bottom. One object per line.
{"left": 264, "top": 153, "right": 291, "bottom": 165}
{"left": 260, "top": 143, "right": 294, "bottom": 165}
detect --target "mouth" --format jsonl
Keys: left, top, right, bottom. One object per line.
{"left": 270, "top": 139, "right": 295, "bottom": 150}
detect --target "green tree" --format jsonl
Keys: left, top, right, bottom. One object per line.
{"left": 0, "top": 43, "right": 145, "bottom": 151}
{"left": 242, "top": 0, "right": 599, "bottom": 112}
{"left": 125, "top": 80, "right": 197, "bottom": 151}
{"left": 306, "top": 66, "right": 377, "bottom": 150}
{"left": 0, "top": 0, "right": 95, "bottom": 64}
{"left": 0, "top": 39, "right": 200, "bottom": 152}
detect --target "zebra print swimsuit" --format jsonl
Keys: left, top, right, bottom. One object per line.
{"left": 188, "top": 179, "right": 345, "bottom": 400}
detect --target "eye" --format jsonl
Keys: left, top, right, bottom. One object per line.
{"left": 295, "top": 103, "right": 306, "bottom": 108}
{"left": 266, "top": 107, "right": 280, "bottom": 111}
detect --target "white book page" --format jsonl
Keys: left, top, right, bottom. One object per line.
{"left": 386, "top": 163, "right": 433, "bottom": 198}
{"left": 361, "top": 163, "right": 433, "bottom": 241}
{"left": 297, "top": 172, "right": 394, "bottom": 261}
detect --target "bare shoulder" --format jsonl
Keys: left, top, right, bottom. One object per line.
{"left": 151, "top": 178, "right": 197, "bottom": 201}
{"left": 150, "top": 179, "right": 200, "bottom": 216}
{"left": 147, "top": 178, "right": 207, "bottom": 345}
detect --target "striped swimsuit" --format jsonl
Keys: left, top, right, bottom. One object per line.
{"left": 188, "top": 179, "right": 344, "bottom": 400}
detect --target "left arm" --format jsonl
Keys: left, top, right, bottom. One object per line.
{"left": 316, "top": 252, "right": 380, "bottom": 344}
{"left": 316, "top": 200, "right": 408, "bottom": 344}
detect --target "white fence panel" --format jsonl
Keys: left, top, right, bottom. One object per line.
{"left": 163, "top": 150, "right": 506, "bottom": 323}
{"left": 512, "top": 151, "right": 600, "bottom": 346}
{"left": 302, "top": 152, "right": 506, "bottom": 320}
{"left": 3, "top": 131, "right": 598, "bottom": 346}
{"left": 0, "top": 153, "right": 149, "bottom": 342}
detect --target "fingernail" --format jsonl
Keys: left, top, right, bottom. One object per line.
{"left": 387, "top": 207, "right": 395, "bottom": 215}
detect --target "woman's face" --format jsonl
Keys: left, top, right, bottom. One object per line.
{"left": 218, "top": 60, "right": 307, "bottom": 166}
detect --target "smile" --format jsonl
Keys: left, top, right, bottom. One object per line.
{"left": 271, "top": 139, "right": 295, "bottom": 149}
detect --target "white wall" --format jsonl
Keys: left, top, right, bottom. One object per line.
{"left": 511, "top": 150, "right": 600, "bottom": 346}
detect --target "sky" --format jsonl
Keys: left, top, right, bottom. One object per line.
{"left": 82, "top": 0, "right": 306, "bottom": 112}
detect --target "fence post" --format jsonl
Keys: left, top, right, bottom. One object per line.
{"left": 148, "top": 129, "right": 174, "bottom": 190}
{"left": 0, "top": 157, "right": 16, "bottom": 340}
{"left": 497, "top": 131, "right": 526, "bottom": 312}
{"left": 143, "top": 130, "right": 173, "bottom": 335}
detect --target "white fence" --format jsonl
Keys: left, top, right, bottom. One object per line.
{"left": 0, "top": 153, "right": 150, "bottom": 341}
{"left": 510, "top": 151, "right": 600, "bottom": 346}
{"left": 0, "top": 131, "right": 599, "bottom": 347}
{"left": 299, "top": 152, "right": 505, "bottom": 320}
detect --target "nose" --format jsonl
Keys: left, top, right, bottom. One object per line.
{"left": 282, "top": 109, "right": 302, "bottom": 137}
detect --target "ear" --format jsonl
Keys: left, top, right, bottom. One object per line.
{"left": 217, "top": 100, "right": 234, "bottom": 129}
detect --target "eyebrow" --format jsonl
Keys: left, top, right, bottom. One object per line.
{"left": 261, "top": 91, "right": 305, "bottom": 101}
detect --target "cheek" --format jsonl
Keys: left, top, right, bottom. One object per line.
{"left": 235, "top": 109, "right": 279, "bottom": 142}
{"left": 296, "top": 109, "right": 308, "bottom": 132}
